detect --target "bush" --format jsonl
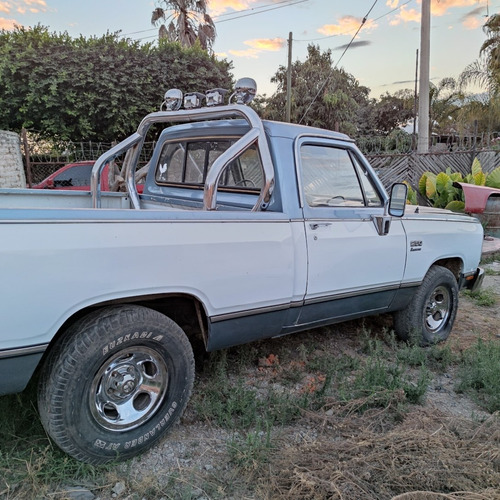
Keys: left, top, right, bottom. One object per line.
{"left": 419, "top": 158, "right": 500, "bottom": 211}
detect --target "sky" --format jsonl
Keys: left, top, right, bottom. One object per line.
{"left": 0, "top": 0, "right": 496, "bottom": 98}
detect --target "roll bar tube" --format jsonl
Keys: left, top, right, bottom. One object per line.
{"left": 90, "top": 133, "right": 143, "bottom": 208}
{"left": 89, "top": 105, "right": 275, "bottom": 210}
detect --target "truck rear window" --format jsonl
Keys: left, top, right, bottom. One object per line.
{"left": 155, "top": 140, "right": 264, "bottom": 192}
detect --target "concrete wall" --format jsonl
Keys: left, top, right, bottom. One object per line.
{"left": 0, "top": 130, "right": 26, "bottom": 188}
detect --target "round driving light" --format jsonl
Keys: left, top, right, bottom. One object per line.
{"left": 161, "top": 89, "right": 183, "bottom": 111}
{"left": 231, "top": 77, "right": 257, "bottom": 105}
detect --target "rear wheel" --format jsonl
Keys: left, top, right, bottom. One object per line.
{"left": 393, "top": 266, "right": 459, "bottom": 345}
{"left": 38, "top": 305, "right": 195, "bottom": 464}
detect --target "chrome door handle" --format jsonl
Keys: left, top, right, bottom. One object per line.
{"left": 309, "top": 222, "right": 332, "bottom": 230}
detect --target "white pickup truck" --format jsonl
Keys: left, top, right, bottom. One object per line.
{"left": 0, "top": 79, "right": 484, "bottom": 464}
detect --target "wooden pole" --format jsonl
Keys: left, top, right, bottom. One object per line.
{"left": 413, "top": 49, "right": 419, "bottom": 151}
{"left": 286, "top": 32, "right": 292, "bottom": 123}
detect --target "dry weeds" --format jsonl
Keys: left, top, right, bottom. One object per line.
{"left": 256, "top": 402, "right": 500, "bottom": 500}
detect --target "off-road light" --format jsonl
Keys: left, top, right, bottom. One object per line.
{"left": 183, "top": 92, "right": 204, "bottom": 109}
{"left": 230, "top": 77, "right": 257, "bottom": 105}
{"left": 161, "top": 89, "right": 183, "bottom": 111}
{"left": 206, "top": 88, "right": 227, "bottom": 107}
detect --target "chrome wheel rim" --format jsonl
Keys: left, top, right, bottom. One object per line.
{"left": 90, "top": 347, "right": 168, "bottom": 432}
{"left": 425, "top": 285, "right": 451, "bottom": 333}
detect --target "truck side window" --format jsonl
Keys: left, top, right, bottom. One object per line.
{"left": 155, "top": 140, "right": 263, "bottom": 192}
{"left": 301, "top": 145, "right": 365, "bottom": 207}
{"left": 350, "top": 153, "right": 383, "bottom": 207}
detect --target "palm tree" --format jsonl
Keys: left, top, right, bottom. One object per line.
{"left": 429, "top": 77, "right": 463, "bottom": 134}
{"left": 459, "top": 14, "right": 500, "bottom": 142}
{"left": 151, "top": 0, "right": 216, "bottom": 52}
{"left": 460, "top": 14, "right": 500, "bottom": 95}
{"left": 481, "top": 13, "right": 500, "bottom": 79}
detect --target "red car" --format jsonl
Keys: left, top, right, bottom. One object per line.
{"left": 32, "top": 161, "right": 144, "bottom": 192}
{"left": 32, "top": 161, "right": 111, "bottom": 190}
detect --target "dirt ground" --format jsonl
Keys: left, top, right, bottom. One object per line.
{"left": 88, "top": 256, "right": 500, "bottom": 500}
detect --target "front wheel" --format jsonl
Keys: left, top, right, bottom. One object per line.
{"left": 38, "top": 305, "right": 195, "bottom": 464}
{"left": 393, "top": 266, "right": 459, "bottom": 345}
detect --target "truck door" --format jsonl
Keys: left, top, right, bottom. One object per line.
{"left": 296, "top": 138, "right": 407, "bottom": 326}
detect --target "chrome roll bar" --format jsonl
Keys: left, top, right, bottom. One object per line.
{"left": 91, "top": 105, "right": 275, "bottom": 211}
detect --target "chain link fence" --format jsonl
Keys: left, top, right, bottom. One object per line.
{"left": 20, "top": 129, "right": 500, "bottom": 189}
{"left": 21, "top": 130, "right": 157, "bottom": 185}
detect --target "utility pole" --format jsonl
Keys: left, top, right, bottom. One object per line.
{"left": 286, "top": 32, "right": 292, "bottom": 123}
{"left": 417, "top": 0, "right": 430, "bottom": 153}
{"left": 413, "top": 49, "right": 419, "bottom": 151}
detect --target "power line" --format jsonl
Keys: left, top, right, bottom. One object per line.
{"left": 294, "top": 0, "right": 414, "bottom": 43}
{"left": 214, "top": 0, "right": 307, "bottom": 20}
{"left": 123, "top": 0, "right": 310, "bottom": 40}
{"left": 216, "top": 0, "right": 309, "bottom": 24}
{"left": 299, "top": 0, "right": 380, "bottom": 125}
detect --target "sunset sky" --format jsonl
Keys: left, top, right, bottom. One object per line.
{"left": 0, "top": 0, "right": 496, "bottom": 97}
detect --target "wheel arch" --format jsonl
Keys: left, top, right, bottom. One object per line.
{"left": 431, "top": 257, "right": 463, "bottom": 281}
{"left": 40, "top": 293, "right": 209, "bottom": 369}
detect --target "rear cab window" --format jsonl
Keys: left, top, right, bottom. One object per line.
{"left": 155, "top": 139, "right": 264, "bottom": 193}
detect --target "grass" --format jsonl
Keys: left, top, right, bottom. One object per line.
{"left": 1, "top": 318, "right": 499, "bottom": 498}
{"left": 457, "top": 338, "right": 500, "bottom": 413}
{"left": 227, "top": 425, "right": 274, "bottom": 471}
{"left": 0, "top": 382, "right": 109, "bottom": 498}
{"left": 462, "top": 287, "right": 498, "bottom": 307}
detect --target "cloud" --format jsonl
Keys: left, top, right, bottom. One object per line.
{"left": 0, "top": 16, "right": 16, "bottom": 29}
{"left": 229, "top": 36, "right": 285, "bottom": 58}
{"left": 389, "top": 0, "right": 480, "bottom": 25}
{"left": 318, "top": 15, "right": 377, "bottom": 36}
{"left": 460, "top": 6, "right": 486, "bottom": 30}
{"left": 462, "top": 16, "right": 481, "bottom": 30}
{"left": 430, "top": 0, "right": 478, "bottom": 17}
{"left": 228, "top": 48, "right": 261, "bottom": 58}
{"left": 390, "top": 6, "right": 420, "bottom": 25}
{"left": 24, "top": 0, "right": 47, "bottom": 9}
{"left": 334, "top": 40, "right": 371, "bottom": 51}
{"left": 381, "top": 79, "right": 415, "bottom": 86}
{"left": 0, "top": 0, "right": 48, "bottom": 15}
{"left": 209, "top": 0, "right": 255, "bottom": 17}
{"left": 244, "top": 37, "right": 285, "bottom": 51}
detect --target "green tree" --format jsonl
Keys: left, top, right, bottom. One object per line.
{"left": 460, "top": 14, "right": 500, "bottom": 95}
{"left": 151, "top": 0, "right": 216, "bottom": 52}
{"left": 0, "top": 25, "right": 232, "bottom": 141}
{"left": 371, "top": 89, "right": 414, "bottom": 133}
{"left": 429, "top": 77, "right": 463, "bottom": 135}
{"left": 479, "top": 13, "right": 500, "bottom": 87}
{"left": 456, "top": 95, "right": 500, "bottom": 137}
{"left": 263, "top": 44, "right": 370, "bottom": 135}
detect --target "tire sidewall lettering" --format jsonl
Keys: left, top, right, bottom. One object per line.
{"left": 102, "top": 332, "right": 164, "bottom": 356}
{"left": 38, "top": 305, "right": 194, "bottom": 464}
{"left": 93, "top": 401, "right": 179, "bottom": 451}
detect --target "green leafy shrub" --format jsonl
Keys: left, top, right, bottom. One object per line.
{"left": 404, "top": 181, "right": 417, "bottom": 205}
{"left": 418, "top": 158, "right": 500, "bottom": 211}
{"left": 419, "top": 169, "right": 465, "bottom": 210}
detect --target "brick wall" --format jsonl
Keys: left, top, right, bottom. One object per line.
{"left": 0, "top": 130, "right": 26, "bottom": 188}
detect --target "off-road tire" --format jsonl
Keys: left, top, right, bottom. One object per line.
{"left": 37, "top": 305, "right": 195, "bottom": 464}
{"left": 393, "top": 265, "right": 459, "bottom": 345}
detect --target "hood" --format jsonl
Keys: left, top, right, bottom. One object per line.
{"left": 404, "top": 204, "right": 479, "bottom": 223}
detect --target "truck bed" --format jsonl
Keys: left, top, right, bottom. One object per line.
{"left": 0, "top": 188, "right": 132, "bottom": 210}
